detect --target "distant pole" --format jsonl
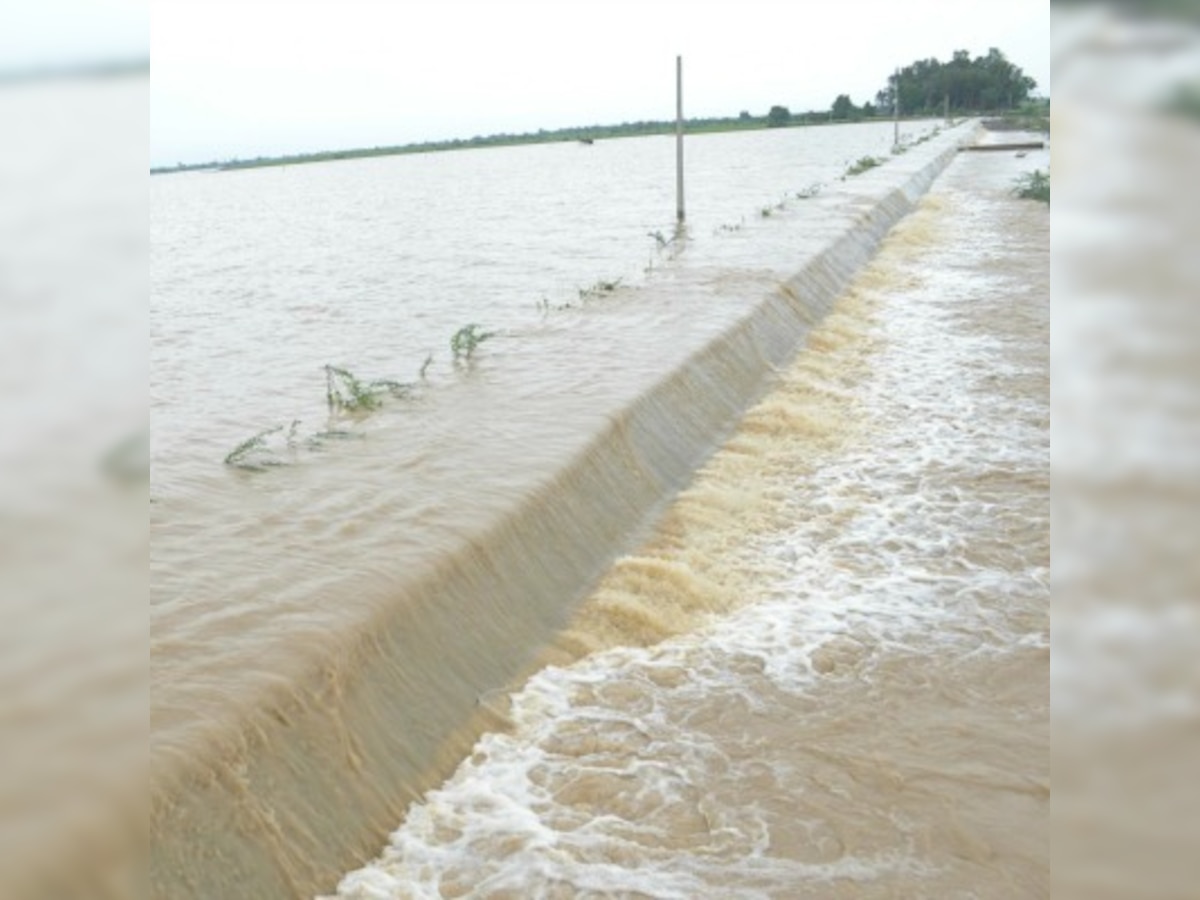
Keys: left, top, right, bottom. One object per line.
{"left": 944, "top": 93, "right": 950, "bottom": 124}
{"left": 675, "top": 55, "right": 685, "bottom": 224}
{"left": 893, "top": 68, "right": 900, "bottom": 148}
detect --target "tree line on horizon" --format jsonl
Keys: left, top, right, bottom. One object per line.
{"left": 803, "top": 47, "right": 1039, "bottom": 124}
{"left": 153, "top": 47, "right": 1040, "bottom": 174}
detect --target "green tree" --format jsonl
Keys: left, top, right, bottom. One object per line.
{"left": 831, "top": 94, "right": 858, "bottom": 120}
{"left": 766, "top": 105, "right": 791, "bottom": 127}
{"left": 877, "top": 47, "right": 1036, "bottom": 116}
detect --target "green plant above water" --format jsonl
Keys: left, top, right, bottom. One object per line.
{"left": 1013, "top": 169, "right": 1050, "bottom": 204}
{"left": 451, "top": 323, "right": 495, "bottom": 360}
{"left": 224, "top": 360, "right": 420, "bottom": 471}
{"left": 325, "top": 364, "right": 412, "bottom": 413}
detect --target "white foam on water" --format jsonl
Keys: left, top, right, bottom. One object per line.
{"left": 327, "top": 159, "right": 1048, "bottom": 898}
{"left": 333, "top": 644, "right": 939, "bottom": 900}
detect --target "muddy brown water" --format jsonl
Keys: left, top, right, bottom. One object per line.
{"left": 325, "top": 145, "right": 1049, "bottom": 897}
{"left": 143, "top": 120, "right": 1051, "bottom": 897}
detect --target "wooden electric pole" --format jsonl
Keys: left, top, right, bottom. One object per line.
{"left": 676, "top": 55, "right": 685, "bottom": 224}
{"left": 893, "top": 68, "right": 901, "bottom": 149}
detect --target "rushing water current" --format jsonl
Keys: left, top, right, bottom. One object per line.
{"left": 149, "top": 119, "right": 1048, "bottom": 897}
{"left": 325, "top": 147, "right": 1050, "bottom": 898}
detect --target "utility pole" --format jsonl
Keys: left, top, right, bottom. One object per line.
{"left": 676, "top": 55, "right": 685, "bottom": 225}
{"left": 893, "top": 68, "right": 901, "bottom": 149}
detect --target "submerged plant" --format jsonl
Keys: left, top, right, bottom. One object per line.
{"left": 451, "top": 323, "right": 495, "bottom": 360}
{"left": 537, "top": 296, "right": 577, "bottom": 313}
{"left": 648, "top": 226, "right": 687, "bottom": 261}
{"left": 1013, "top": 169, "right": 1050, "bottom": 204}
{"left": 305, "top": 428, "right": 366, "bottom": 453}
{"left": 578, "top": 278, "right": 622, "bottom": 301}
{"left": 324, "top": 365, "right": 412, "bottom": 413}
{"left": 224, "top": 421, "right": 300, "bottom": 471}
{"left": 845, "top": 155, "right": 883, "bottom": 176}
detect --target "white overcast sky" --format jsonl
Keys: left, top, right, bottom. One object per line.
{"left": 149, "top": 0, "right": 1048, "bottom": 166}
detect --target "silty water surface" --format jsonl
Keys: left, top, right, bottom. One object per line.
{"left": 151, "top": 122, "right": 943, "bottom": 765}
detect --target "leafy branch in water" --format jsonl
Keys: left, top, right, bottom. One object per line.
{"left": 325, "top": 365, "right": 412, "bottom": 413}
{"left": 1013, "top": 169, "right": 1050, "bottom": 204}
{"left": 451, "top": 324, "right": 495, "bottom": 361}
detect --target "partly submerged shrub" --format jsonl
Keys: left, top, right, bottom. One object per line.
{"left": 578, "top": 279, "right": 622, "bottom": 301}
{"left": 845, "top": 155, "right": 883, "bottom": 177}
{"left": 1013, "top": 169, "right": 1050, "bottom": 204}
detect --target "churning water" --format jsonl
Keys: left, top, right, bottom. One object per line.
{"left": 149, "top": 120, "right": 1047, "bottom": 897}
{"left": 324, "top": 142, "right": 1049, "bottom": 899}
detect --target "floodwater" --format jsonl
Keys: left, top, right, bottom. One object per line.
{"left": 146, "top": 117, "right": 1048, "bottom": 899}
{"left": 150, "top": 119, "right": 937, "bottom": 490}
{"left": 328, "top": 145, "right": 1050, "bottom": 898}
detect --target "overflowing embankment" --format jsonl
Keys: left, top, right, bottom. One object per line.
{"left": 150, "top": 124, "right": 976, "bottom": 899}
